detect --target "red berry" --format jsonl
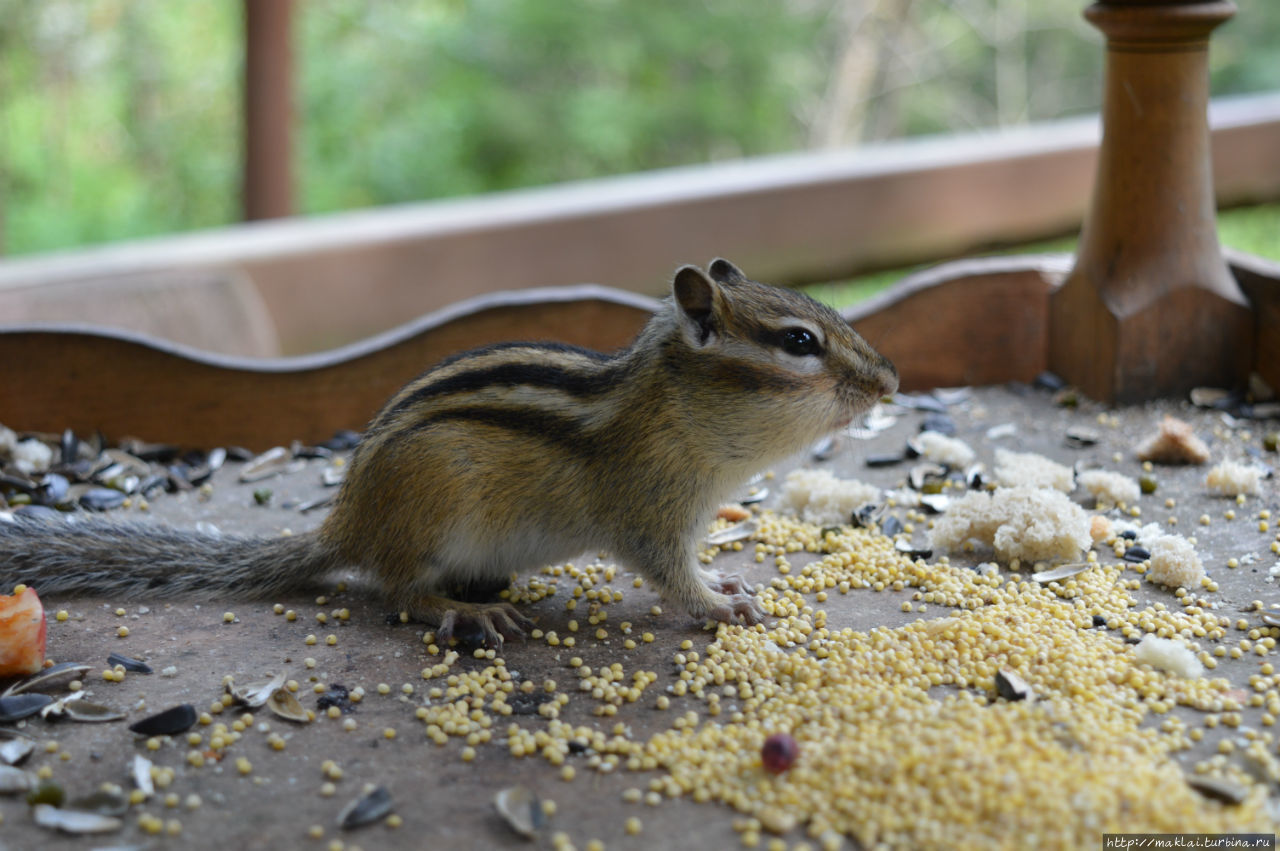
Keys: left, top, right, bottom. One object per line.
{"left": 761, "top": 733, "right": 798, "bottom": 774}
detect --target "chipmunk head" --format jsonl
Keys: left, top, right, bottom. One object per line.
{"left": 667, "top": 259, "right": 898, "bottom": 447}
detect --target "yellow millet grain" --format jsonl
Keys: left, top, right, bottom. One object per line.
{"left": 419, "top": 511, "right": 1274, "bottom": 848}
{"left": 632, "top": 513, "right": 1267, "bottom": 847}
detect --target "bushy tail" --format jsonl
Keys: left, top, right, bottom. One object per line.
{"left": 0, "top": 515, "right": 336, "bottom": 600}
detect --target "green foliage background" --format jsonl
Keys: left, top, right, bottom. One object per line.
{"left": 2, "top": 0, "right": 1278, "bottom": 257}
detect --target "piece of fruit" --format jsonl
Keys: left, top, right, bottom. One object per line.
{"left": 0, "top": 587, "right": 47, "bottom": 677}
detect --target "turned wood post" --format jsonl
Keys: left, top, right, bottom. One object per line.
{"left": 1048, "top": 0, "right": 1253, "bottom": 402}
{"left": 243, "top": 0, "right": 294, "bottom": 221}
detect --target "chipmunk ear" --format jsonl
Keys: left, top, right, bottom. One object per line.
{"left": 707, "top": 258, "right": 747, "bottom": 285}
{"left": 673, "top": 265, "right": 719, "bottom": 343}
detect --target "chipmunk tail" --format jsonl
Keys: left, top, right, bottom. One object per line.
{"left": 0, "top": 515, "right": 336, "bottom": 600}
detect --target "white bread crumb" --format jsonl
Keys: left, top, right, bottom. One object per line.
{"left": 994, "top": 449, "right": 1075, "bottom": 492}
{"left": 913, "top": 431, "right": 976, "bottom": 468}
{"left": 929, "top": 486, "right": 1090, "bottom": 563}
{"left": 1145, "top": 533, "right": 1205, "bottom": 589}
{"left": 1205, "top": 460, "right": 1262, "bottom": 497}
{"left": 1136, "top": 415, "right": 1210, "bottom": 465}
{"left": 1077, "top": 470, "right": 1140, "bottom": 507}
{"left": 1133, "top": 635, "right": 1203, "bottom": 679}
{"left": 11, "top": 438, "right": 53, "bottom": 475}
{"left": 781, "top": 469, "right": 881, "bottom": 526}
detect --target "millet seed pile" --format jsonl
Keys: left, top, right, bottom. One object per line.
{"left": 413, "top": 509, "right": 1278, "bottom": 849}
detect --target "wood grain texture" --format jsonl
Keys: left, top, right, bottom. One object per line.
{"left": 0, "top": 287, "right": 659, "bottom": 449}
{"left": 0, "top": 267, "right": 280, "bottom": 358}
{"left": 845, "top": 255, "right": 1071, "bottom": 392}
{"left": 1229, "top": 249, "right": 1280, "bottom": 393}
{"left": 1048, "top": 1, "right": 1254, "bottom": 402}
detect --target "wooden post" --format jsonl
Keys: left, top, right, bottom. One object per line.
{"left": 1047, "top": 0, "right": 1253, "bottom": 402}
{"left": 242, "top": 0, "right": 294, "bottom": 221}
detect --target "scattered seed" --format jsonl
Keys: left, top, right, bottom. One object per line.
{"left": 106, "top": 653, "right": 152, "bottom": 674}
{"left": 1185, "top": 775, "right": 1247, "bottom": 805}
{"left": 59, "top": 699, "right": 127, "bottom": 723}
{"left": 67, "top": 787, "right": 130, "bottom": 817}
{"left": 0, "top": 765, "right": 35, "bottom": 794}
{"left": 25, "top": 779, "right": 65, "bottom": 807}
{"left": 706, "top": 521, "right": 757, "bottom": 546}
{"left": 995, "top": 669, "right": 1034, "bottom": 702}
{"left": 238, "top": 446, "right": 294, "bottom": 483}
{"left": 2, "top": 662, "right": 93, "bottom": 697}
{"left": 228, "top": 673, "right": 286, "bottom": 709}
{"left": 337, "top": 785, "right": 393, "bottom": 829}
{"left": 33, "top": 803, "right": 122, "bottom": 834}
{"left": 128, "top": 704, "right": 197, "bottom": 736}
{"left": 1122, "top": 546, "right": 1151, "bottom": 563}
{"left": 494, "top": 785, "right": 544, "bottom": 838}
{"left": 0, "top": 693, "right": 53, "bottom": 723}
{"left": 0, "top": 738, "right": 34, "bottom": 766}
{"left": 1031, "top": 564, "right": 1092, "bottom": 583}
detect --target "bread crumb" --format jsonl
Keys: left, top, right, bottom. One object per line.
{"left": 1205, "top": 460, "right": 1262, "bottom": 497}
{"left": 1089, "top": 515, "right": 1113, "bottom": 543}
{"left": 929, "top": 486, "right": 1090, "bottom": 563}
{"left": 994, "top": 449, "right": 1075, "bottom": 492}
{"left": 1136, "top": 415, "right": 1210, "bottom": 465}
{"left": 11, "top": 438, "right": 53, "bottom": 475}
{"left": 780, "top": 469, "right": 881, "bottom": 526}
{"left": 1133, "top": 635, "right": 1203, "bottom": 679}
{"left": 913, "top": 431, "right": 975, "bottom": 468}
{"left": 1145, "top": 533, "right": 1205, "bottom": 589}
{"left": 1077, "top": 470, "right": 1140, "bottom": 507}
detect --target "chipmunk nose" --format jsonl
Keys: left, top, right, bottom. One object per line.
{"left": 875, "top": 356, "right": 899, "bottom": 398}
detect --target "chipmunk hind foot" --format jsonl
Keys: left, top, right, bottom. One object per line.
{"left": 701, "top": 569, "right": 755, "bottom": 598}
{"left": 406, "top": 594, "right": 534, "bottom": 649}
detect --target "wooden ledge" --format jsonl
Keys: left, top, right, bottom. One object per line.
{"left": 0, "top": 286, "right": 659, "bottom": 449}
{"left": 1227, "top": 248, "right": 1280, "bottom": 391}
{"left": 2, "top": 248, "right": 1276, "bottom": 449}
{"left": 846, "top": 254, "right": 1072, "bottom": 391}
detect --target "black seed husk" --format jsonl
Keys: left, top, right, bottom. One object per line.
{"left": 78, "top": 488, "right": 126, "bottom": 511}
{"left": 128, "top": 703, "right": 197, "bottom": 736}
{"left": 316, "top": 685, "right": 353, "bottom": 714}
{"left": 106, "top": 653, "right": 152, "bottom": 675}
{"left": 1122, "top": 546, "right": 1151, "bottom": 563}
{"left": 338, "top": 785, "right": 393, "bottom": 829}
{"left": 0, "top": 694, "right": 54, "bottom": 723}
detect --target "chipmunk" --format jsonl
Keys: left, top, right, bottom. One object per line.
{"left": 1, "top": 259, "right": 897, "bottom": 646}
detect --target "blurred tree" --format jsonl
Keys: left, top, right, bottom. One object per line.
{"left": 297, "top": 0, "right": 826, "bottom": 208}
{"left": 0, "top": 0, "right": 239, "bottom": 254}
{"left": 0, "top": 0, "right": 1276, "bottom": 256}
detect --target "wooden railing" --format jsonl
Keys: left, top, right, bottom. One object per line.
{"left": 1, "top": 92, "right": 1278, "bottom": 357}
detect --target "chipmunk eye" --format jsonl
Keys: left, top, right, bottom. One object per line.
{"left": 781, "top": 327, "right": 821, "bottom": 357}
